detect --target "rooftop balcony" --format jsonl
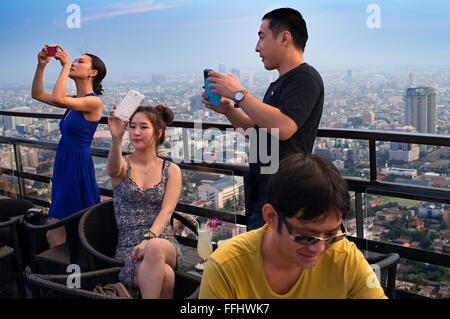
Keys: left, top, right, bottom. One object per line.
{"left": 0, "top": 110, "right": 449, "bottom": 299}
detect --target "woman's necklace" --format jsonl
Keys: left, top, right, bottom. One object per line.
{"left": 139, "top": 164, "right": 152, "bottom": 175}
{"left": 130, "top": 155, "right": 157, "bottom": 176}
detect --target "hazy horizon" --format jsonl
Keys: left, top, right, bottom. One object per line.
{"left": 1, "top": 0, "right": 449, "bottom": 82}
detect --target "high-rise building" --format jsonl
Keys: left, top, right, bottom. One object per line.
{"left": 218, "top": 63, "right": 226, "bottom": 73}
{"left": 189, "top": 95, "right": 203, "bottom": 112}
{"left": 347, "top": 69, "right": 352, "bottom": 80}
{"left": 2, "top": 115, "right": 13, "bottom": 130}
{"left": 151, "top": 74, "right": 166, "bottom": 85}
{"left": 408, "top": 72, "right": 416, "bottom": 88}
{"left": 231, "top": 68, "right": 240, "bottom": 78}
{"left": 389, "top": 142, "right": 419, "bottom": 162}
{"left": 248, "top": 73, "right": 254, "bottom": 87}
{"left": 11, "top": 106, "right": 32, "bottom": 129}
{"left": 404, "top": 87, "right": 436, "bottom": 133}
{"left": 362, "top": 111, "right": 375, "bottom": 124}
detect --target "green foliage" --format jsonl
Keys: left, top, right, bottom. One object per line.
{"left": 429, "top": 232, "right": 440, "bottom": 241}
{"left": 405, "top": 261, "right": 450, "bottom": 283}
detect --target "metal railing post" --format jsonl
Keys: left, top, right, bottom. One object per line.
{"left": 369, "top": 139, "right": 377, "bottom": 182}
{"left": 13, "top": 144, "right": 25, "bottom": 199}
{"left": 182, "top": 127, "right": 190, "bottom": 162}
{"left": 355, "top": 192, "right": 364, "bottom": 238}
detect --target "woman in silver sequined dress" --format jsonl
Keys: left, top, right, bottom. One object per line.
{"left": 107, "top": 104, "right": 183, "bottom": 299}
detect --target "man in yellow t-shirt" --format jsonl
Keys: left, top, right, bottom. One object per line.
{"left": 199, "top": 154, "right": 387, "bottom": 299}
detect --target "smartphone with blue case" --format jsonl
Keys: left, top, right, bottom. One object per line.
{"left": 204, "top": 69, "right": 222, "bottom": 106}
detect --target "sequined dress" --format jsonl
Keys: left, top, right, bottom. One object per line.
{"left": 113, "top": 157, "right": 183, "bottom": 286}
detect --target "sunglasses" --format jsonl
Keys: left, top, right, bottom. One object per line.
{"left": 277, "top": 212, "right": 348, "bottom": 245}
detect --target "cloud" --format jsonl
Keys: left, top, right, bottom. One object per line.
{"left": 182, "top": 17, "right": 252, "bottom": 28}
{"left": 81, "top": 1, "right": 177, "bottom": 23}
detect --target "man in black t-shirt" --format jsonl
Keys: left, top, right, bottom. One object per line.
{"left": 202, "top": 8, "right": 324, "bottom": 230}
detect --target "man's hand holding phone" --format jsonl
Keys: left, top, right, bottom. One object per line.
{"left": 202, "top": 69, "right": 240, "bottom": 115}
{"left": 201, "top": 89, "right": 233, "bottom": 115}
{"left": 205, "top": 70, "right": 243, "bottom": 101}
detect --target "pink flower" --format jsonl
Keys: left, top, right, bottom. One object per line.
{"left": 207, "top": 217, "right": 222, "bottom": 228}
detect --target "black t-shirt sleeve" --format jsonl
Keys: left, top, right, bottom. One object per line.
{"left": 278, "top": 71, "right": 321, "bottom": 130}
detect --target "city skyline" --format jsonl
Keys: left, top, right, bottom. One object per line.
{"left": 1, "top": 0, "right": 450, "bottom": 82}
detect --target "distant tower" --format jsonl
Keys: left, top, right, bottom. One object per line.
{"left": 404, "top": 87, "right": 436, "bottom": 133}
{"left": 362, "top": 111, "right": 375, "bottom": 124}
{"left": 219, "top": 63, "right": 226, "bottom": 73}
{"left": 189, "top": 95, "right": 203, "bottom": 112}
{"left": 152, "top": 74, "right": 166, "bottom": 85}
{"left": 408, "top": 72, "right": 416, "bottom": 88}
{"left": 231, "top": 68, "right": 240, "bottom": 78}
{"left": 347, "top": 69, "right": 352, "bottom": 80}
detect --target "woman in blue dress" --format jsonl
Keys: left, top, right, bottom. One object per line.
{"left": 31, "top": 45, "right": 106, "bottom": 248}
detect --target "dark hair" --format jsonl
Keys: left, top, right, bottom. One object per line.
{"left": 85, "top": 53, "right": 106, "bottom": 96}
{"left": 266, "top": 153, "right": 350, "bottom": 231}
{"left": 129, "top": 104, "right": 174, "bottom": 148}
{"left": 262, "top": 8, "right": 308, "bottom": 52}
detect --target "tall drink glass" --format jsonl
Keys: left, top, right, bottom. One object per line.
{"left": 196, "top": 227, "right": 212, "bottom": 270}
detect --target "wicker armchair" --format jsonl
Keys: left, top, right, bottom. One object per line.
{"left": 23, "top": 207, "right": 93, "bottom": 274}
{"left": 0, "top": 216, "right": 25, "bottom": 298}
{"left": 78, "top": 199, "right": 201, "bottom": 299}
{"left": 366, "top": 252, "right": 400, "bottom": 299}
{"left": 25, "top": 267, "right": 125, "bottom": 299}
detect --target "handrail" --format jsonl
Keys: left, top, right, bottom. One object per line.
{"left": 1, "top": 110, "right": 449, "bottom": 146}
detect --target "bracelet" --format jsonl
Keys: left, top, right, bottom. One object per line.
{"left": 143, "top": 230, "right": 157, "bottom": 240}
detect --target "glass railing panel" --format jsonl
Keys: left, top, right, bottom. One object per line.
{"left": 0, "top": 142, "right": 19, "bottom": 199}
{"left": 92, "top": 155, "right": 111, "bottom": 196}
{"left": 343, "top": 191, "right": 358, "bottom": 237}
{"left": 396, "top": 258, "right": 450, "bottom": 299}
{"left": 0, "top": 142, "right": 17, "bottom": 171}
{"left": 163, "top": 126, "right": 249, "bottom": 165}
{"left": 376, "top": 143, "right": 449, "bottom": 190}
{"left": 365, "top": 194, "right": 449, "bottom": 256}
{"left": 175, "top": 167, "right": 244, "bottom": 244}
{"left": 313, "top": 137, "right": 370, "bottom": 179}
{"left": 19, "top": 146, "right": 55, "bottom": 178}
{"left": 0, "top": 175, "right": 19, "bottom": 199}
{"left": 22, "top": 178, "right": 50, "bottom": 203}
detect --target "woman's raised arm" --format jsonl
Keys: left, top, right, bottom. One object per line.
{"left": 106, "top": 108, "right": 128, "bottom": 188}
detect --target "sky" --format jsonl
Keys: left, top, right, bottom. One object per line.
{"left": 0, "top": 0, "right": 449, "bottom": 82}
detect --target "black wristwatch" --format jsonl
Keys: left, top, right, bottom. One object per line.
{"left": 143, "top": 231, "right": 157, "bottom": 240}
